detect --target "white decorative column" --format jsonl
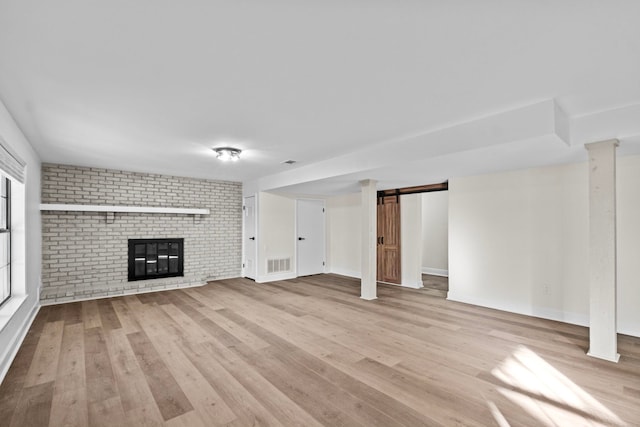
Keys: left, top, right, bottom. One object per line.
{"left": 585, "top": 139, "right": 619, "bottom": 362}
{"left": 360, "top": 179, "right": 377, "bottom": 300}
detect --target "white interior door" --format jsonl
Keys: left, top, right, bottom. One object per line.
{"left": 297, "top": 199, "right": 325, "bottom": 277}
{"left": 243, "top": 196, "right": 257, "bottom": 279}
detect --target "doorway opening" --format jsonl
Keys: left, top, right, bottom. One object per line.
{"left": 421, "top": 190, "right": 449, "bottom": 297}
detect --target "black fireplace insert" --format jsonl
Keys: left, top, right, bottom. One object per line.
{"left": 128, "top": 238, "right": 184, "bottom": 281}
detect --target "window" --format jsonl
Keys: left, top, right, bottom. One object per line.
{"left": 0, "top": 136, "right": 24, "bottom": 314}
{"left": 0, "top": 175, "right": 10, "bottom": 306}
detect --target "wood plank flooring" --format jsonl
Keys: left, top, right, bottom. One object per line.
{"left": 420, "top": 274, "right": 448, "bottom": 298}
{"left": 1, "top": 274, "right": 639, "bottom": 426}
{"left": 421, "top": 274, "right": 448, "bottom": 292}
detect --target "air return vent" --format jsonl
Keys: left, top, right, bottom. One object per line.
{"left": 267, "top": 258, "right": 291, "bottom": 273}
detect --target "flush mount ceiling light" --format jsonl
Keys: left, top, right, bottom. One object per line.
{"left": 213, "top": 147, "right": 241, "bottom": 162}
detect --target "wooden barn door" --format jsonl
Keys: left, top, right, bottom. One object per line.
{"left": 377, "top": 195, "right": 401, "bottom": 284}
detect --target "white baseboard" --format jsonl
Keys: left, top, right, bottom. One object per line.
{"left": 529, "top": 306, "right": 589, "bottom": 328}
{"left": 447, "top": 291, "right": 640, "bottom": 339}
{"left": 0, "top": 300, "right": 40, "bottom": 385}
{"left": 328, "top": 268, "right": 361, "bottom": 279}
{"left": 256, "top": 272, "right": 296, "bottom": 283}
{"left": 617, "top": 321, "right": 640, "bottom": 339}
{"left": 402, "top": 281, "right": 424, "bottom": 289}
{"left": 446, "top": 292, "right": 590, "bottom": 329}
{"left": 422, "top": 267, "right": 448, "bottom": 277}
{"left": 376, "top": 280, "right": 422, "bottom": 290}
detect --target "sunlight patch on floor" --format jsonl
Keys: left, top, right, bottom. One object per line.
{"left": 486, "top": 401, "right": 511, "bottom": 427}
{"left": 489, "top": 346, "right": 625, "bottom": 427}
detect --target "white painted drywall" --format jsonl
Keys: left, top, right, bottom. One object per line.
{"left": 327, "top": 192, "right": 361, "bottom": 278}
{"left": 449, "top": 162, "right": 590, "bottom": 327}
{"left": 327, "top": 191, "right": 424, "bottom": 288}
{"left": 449, "top": 156, "right": 640, "bottom": 337}
{"left": 617, "top": 155, "right": 640, "bottom": 337}
{"left": 401, "top": 194, "right": 423, "bottom": 288}
{"left": 421, "top": 191, "right": 449, "bottom": 275}
{"left": 256, "top": 192, "right": 296, "bottom": 282}
{"left": 0, "top": 98, "right": 42, "bottom": 383}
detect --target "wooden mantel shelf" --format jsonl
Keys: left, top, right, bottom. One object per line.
{"left": 39, "top": 203, "right": 210, "bottom": 215}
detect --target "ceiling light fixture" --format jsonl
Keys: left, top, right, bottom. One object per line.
{"left": 213, "top": 147, "right": 241, "bottom": 162}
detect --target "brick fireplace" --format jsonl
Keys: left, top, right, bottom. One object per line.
{"left": 40, "top": 164, "right": 242, "bottom": 303}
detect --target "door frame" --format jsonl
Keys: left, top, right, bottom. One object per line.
{"left": 295, "top": 198, "right": 326, "bottom": 277}
{"left": 242, "top": 194, "right": 258, "bottom": 279}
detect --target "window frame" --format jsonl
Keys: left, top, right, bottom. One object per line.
{"left": 0, "top": 175, "right": 11, "bottom": 307}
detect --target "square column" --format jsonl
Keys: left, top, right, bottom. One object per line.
{"left": 585, "top": 139, "right": 619, "bottom": 362}
{"left": 360, "top": 179, "right": 377, "bottom": 300}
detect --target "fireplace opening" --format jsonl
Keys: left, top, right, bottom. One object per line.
{"left": 128, "top": 238, "right": 184, "bottom": 281}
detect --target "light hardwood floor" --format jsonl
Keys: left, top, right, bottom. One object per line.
{"left": 1, "top": 274, "right": 639, "bottom": 426}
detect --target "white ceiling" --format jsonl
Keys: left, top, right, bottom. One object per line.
{"left": 1, "top": 0, "right": 639, "bottom": 195}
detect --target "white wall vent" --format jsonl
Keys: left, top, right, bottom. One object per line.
{"left": 267, "top": 258, "right": 291, "bottom": 273}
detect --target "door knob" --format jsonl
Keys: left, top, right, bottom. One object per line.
{"left": 298, "top": 237, "right": 305, "bottom": 240}
{"left": 249, "top": 237, "right": 255, "bottom": 240}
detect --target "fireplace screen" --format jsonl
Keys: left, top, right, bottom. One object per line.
{"left": 128, "top": 238, "right": 184, "bottom": 281}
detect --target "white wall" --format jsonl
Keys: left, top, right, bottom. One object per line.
{"left": 401, "top": 194, "right": 423, "bottom": 288}
{"left": 421, "top": 191, "right": 449, "bottom": 275}
{"left": 327, "top": 191, "right": 423, "bottom": 288}
{"left": 0, "top": 99, "right": 42, "bottom": 382}
{"left": 256, "top": 191, "right": 296, "bottom": 282}
{"left": 327, "top": 192, "right": 361, "bottom": 278}
{"left": 616, "top": 155, "right": 640, "bottom": 336}
{"left": 449, "top": 156, "right": 640, "bottom": 337}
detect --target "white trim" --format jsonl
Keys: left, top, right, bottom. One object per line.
{"left": 447, "top": 292, "right": 590, "bottom": 328}
{"left": 530, "top": 306, "right": 589, "bottom": 328}
{"left": 329, "top": 268, "right": 361, "bottom": 279}
{"left": 587, "top": 351, "right": 620, "bottom": 363}
{"left": 616, "top": 321, "right": 640, "bottom": 339}
{"left": 422, "top": 267, "right": 449, "bottom": 277}
{"left": 39, "top": 204, "right": 209, "bottom": 215}
{"left": 402, "top": 282, "right": 424, "bottom": 289}
{"left": 0, "top": 299, "right": 39, "bottom": 384}
{"left": 377, "top": 280, "right": 423, "bottom": 289}
{"left": 256, "top": 272, "right": 296, "bottom": 283}
{"left": 0, "top": 295, "right": 28, "bottom": 333}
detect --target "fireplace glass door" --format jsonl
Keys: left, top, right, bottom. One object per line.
{"left": 128, "top": 238, "right": 184, "bottom": 281}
